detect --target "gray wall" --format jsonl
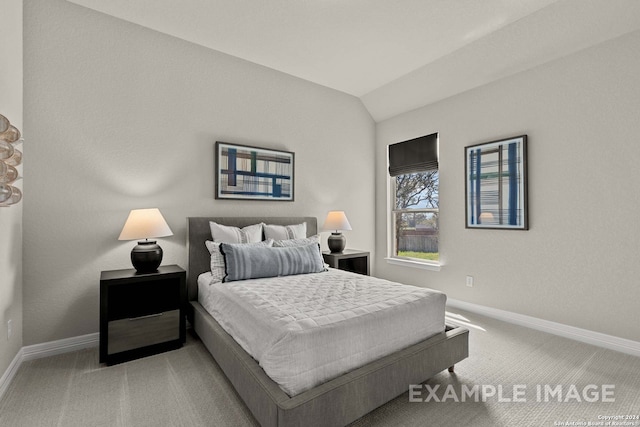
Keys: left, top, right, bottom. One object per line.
{"left": 375, "top": 29, "right": 640, "bottom": 342}
{"left": 18, "top": 0, "right": 640, "bottom": 350}
{"left": 0, "top": 0, "right": 23, "bottom": 376}
{"left": 23, "top": 0, "right": 375, "bottom": 345}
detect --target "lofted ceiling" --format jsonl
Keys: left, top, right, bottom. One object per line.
{"left": 66, "top": 0, "right": 640, "bottom": 121}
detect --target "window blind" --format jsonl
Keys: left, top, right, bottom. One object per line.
{"left": 388, "top": 133, "right": 438, "bottom": 176}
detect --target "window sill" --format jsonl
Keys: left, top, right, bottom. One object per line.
{"left": 385, "top": 257, "right": 441, "bottom": 271}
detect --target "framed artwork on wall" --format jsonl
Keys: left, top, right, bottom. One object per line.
{"left": 215, "top": 141, "right": 295, "bottom": 201}
{"left": 465, "top": 135, "right": 528, "bottom": 230}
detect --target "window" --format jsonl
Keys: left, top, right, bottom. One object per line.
{"left": 392, "top": 172, "right": 439, "bottom": 261}
{"left": 388, "top": 133, "right": 439, "bottom": 265}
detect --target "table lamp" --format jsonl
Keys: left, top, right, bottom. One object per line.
{"left": 118, "top": 208, "right": 173, "bottom": 273}
{"left": 322, "top": 211, "right": 352, "bottom": 253}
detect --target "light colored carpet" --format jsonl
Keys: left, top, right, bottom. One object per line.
{"left": 1, "top": 308, "right": 639, "bottom": 426}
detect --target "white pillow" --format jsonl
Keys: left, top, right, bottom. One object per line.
{"left": 209, "top": 222, "right": 263, "bottom": 243}
{"left": 263, "top": 223, "right": 307, "bottom": 241}
{"left": 205, "top": 239, "right": 273, "bottom": 283}
{"left": 273, "top": 234, "right": 320, "bottom": 247}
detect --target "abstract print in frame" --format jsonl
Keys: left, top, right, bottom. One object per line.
{"left": 465, "top": 135, "right": 528, "bottom": 229}
{"left": 215, "top": 141, "right": 294, "bottom": 201}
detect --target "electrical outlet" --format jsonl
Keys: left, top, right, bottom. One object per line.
{"left": 7, "top": 319, "right": 12, "bottom": 340}
{"left": 466, "top": 276, "right": 474, "bottom": 287}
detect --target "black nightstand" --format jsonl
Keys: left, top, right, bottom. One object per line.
{"left": 322, "top": 250, "right": 370, "bottom": 276}
{"left": 100, "top": 265, "right": 186, "bottom": 365}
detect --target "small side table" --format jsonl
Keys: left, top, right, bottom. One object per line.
{"left": 322, "top": 250, "right": 370, "bottom": 276}
{"left": 99, "top": 265, "right": 186, "bottom": 365}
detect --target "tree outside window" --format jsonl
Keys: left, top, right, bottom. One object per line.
{"left": 393, "top": 171, "right": 439, "bottom": 262}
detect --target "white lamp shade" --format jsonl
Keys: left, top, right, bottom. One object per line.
{"left": 322, "top": 211, "right": 352, "bottom": 232}
{"left": 118, "top": 208, "right": 173, "bottom": 241}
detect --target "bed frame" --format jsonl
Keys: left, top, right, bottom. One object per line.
{"left": 187, "top": 216, "right": 469, "bottom": 427}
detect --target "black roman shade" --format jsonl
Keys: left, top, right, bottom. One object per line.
{"left": 388, "top": 133, "right": 438, "bottom": 176}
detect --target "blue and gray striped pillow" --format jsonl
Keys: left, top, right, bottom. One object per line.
{"left": 220, "top": 243, "right": 325, "bottom": 282}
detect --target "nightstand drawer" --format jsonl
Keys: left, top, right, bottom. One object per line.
{"left": 108, "top": 309, "right": 180, "bottom": 354}
{"left": 107, "top": 280, "right": 180, "bottom": 321}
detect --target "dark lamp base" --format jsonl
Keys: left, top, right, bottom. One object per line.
{"left": 131, "top": 240, "right": 163, "bottom": 273}
{"left": 327, "top": 233, "right": 346, "bottom": 253}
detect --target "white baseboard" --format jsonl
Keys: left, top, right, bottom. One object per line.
{"left": 0, "top": 333, "right": 99, "bottom": 401}
{"left": 446, "top": 298, "right": 640, "bottom": 358}
{"left": 21, "top": 332, "right": 99, "bottom": 362}
{"left": 0, "top": 348, "right": 24, "bottom": 401}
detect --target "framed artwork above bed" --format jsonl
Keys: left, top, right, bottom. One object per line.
{"left": 215, "top": 141, "right": 294, "bottom": 201}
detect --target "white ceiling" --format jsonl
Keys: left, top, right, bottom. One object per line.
{"left": 66, "top": 0, "right": 640, "bottom": 121}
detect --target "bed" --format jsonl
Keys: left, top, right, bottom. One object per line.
{"left": 187, "top": 216, "right": 469, "bottom": 427}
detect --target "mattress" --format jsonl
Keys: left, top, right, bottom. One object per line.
{"left": 198, "top": 268, "right": 446, "bottom": 396}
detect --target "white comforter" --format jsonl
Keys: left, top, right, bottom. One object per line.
{"left": 198, "top": 268, "right": 445, "bottom": 396}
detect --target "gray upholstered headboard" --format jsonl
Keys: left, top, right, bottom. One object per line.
{"left": 186, "top": 216, "right": 317, "bottom": 303}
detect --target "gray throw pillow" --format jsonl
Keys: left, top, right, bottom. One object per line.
{"left": 205, "top": 239, "right": 273, "bottom": 284}
{"left": 220, "top": 243, "right": 325, "bottom": 282}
